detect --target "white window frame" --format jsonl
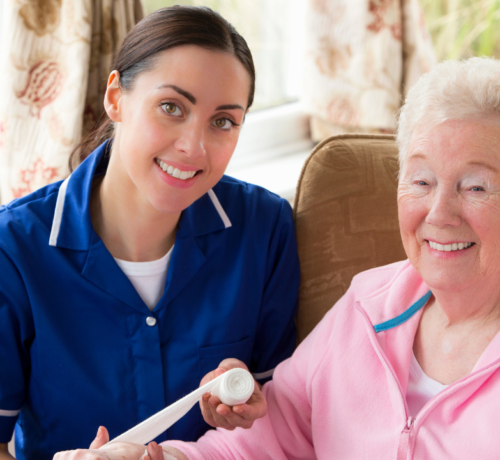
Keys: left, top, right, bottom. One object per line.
{"left": 226, "top": 102, "right": 314, "bottom": 201}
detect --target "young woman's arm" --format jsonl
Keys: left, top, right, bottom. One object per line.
{"left": 248, "top": 199, "right": 300, "bottom": 387}
{"left": 0, "top": 247, "right": 33, "bottom": 454}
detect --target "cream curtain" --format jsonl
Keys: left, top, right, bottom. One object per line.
{"left": 303, "top": 0, "right": 436, "bottom": 142}
{"left": 0, "top": 0, "right": 143, "bottom": 205}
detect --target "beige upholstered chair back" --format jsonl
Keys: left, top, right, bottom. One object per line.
{"left": 293, "top": 134, "right": 407, "bottom": 343}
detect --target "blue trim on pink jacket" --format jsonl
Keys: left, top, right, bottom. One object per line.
{"left": 374, "top": 291, "right": 432, "bottom": 333}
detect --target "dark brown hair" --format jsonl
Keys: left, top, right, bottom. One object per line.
{"left": 70, "top": 5, "right": 255, "bottom": 170}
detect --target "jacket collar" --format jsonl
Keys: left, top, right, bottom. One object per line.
{"left": 356, "top": 261, "right": 431, "bottom": 329}
{"left": 175, "top": 188, "right": 231, "bottom": 240}
{"left": 356, "top": 261, "right": 431, "bottom": 393}
{"left": 357, "top": 261, "right": 500, "bottom": 391}
{"left": 48, "top": 141, "right": 232, "bottom": 250}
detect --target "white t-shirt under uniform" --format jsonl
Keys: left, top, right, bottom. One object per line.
{"left": 114, "top": 247, "right": 174, "bottom": 311}
{"left": 406, "top": 352, "right": 449, "bottom": 417}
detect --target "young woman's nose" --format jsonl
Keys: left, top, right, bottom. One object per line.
{"left": 425, "top": 187, "right": 462, "bottom": 228}
{"left": 173, "top": 119, "right": 206, "bottom": 159}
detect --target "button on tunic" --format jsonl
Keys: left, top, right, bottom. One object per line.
{"left": 146, "top": 317, "right": 157, "bottom": 327}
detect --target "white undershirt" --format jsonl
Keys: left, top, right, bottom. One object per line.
{"left": 114, "top": 247, "right": 174, "bottom": 311}
{"left": 406, "top": 352, "right": 449, "bottom": 417}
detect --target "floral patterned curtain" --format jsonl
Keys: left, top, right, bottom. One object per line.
{"left": 0, "top": 0, "right": 143, "bottom": 205}
{"left": 303, "top": 0, "right": 436, "bottom": 142}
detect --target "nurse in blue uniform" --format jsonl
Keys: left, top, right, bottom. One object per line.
{"left": 0, "top": 6, "right": 299, "bottom": 460}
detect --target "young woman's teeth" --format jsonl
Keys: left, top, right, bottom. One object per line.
{"left": 428, "top": 241, "right": 473, "bottom": 252}
{"left": 156, "top": 159, "right": 196, "bottom": 180}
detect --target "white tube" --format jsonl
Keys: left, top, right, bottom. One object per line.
{"left": 105, "top": 368, "right": 254, "bottom": 446}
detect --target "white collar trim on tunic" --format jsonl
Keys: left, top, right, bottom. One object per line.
{"left": 48, "top": 174, "right": 231, "bottom": 247}
{"left": 48, "top": 175, "right": 71, "bottom": 247}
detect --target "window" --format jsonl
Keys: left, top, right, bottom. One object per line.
{"left": 421, "top": 0, "right": 500, "bottom": 60}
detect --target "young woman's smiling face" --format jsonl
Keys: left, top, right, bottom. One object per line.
{"left": 105, "top": 45, "right": 250, "bottom": 214}
{"left": 398, "top": 118, "right": 500, "bottom": 293}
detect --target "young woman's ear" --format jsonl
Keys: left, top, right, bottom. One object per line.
{"left": 104, "top": 71, "right": 122, "bottom": 122}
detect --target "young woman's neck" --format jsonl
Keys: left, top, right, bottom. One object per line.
{"left": 90, "top": 151, "right": 180, "bottom": 262}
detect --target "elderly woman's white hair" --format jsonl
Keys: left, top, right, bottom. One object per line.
{"left": 397, "top": 57, "right": 500, "bottom": 171}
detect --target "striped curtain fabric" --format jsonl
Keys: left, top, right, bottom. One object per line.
{"left": 0, "top": 0, "right": 143, "bottom": 205}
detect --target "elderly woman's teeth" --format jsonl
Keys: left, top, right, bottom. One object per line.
{"left": 429, "top": 241, "right": 473, "bottom": 251}
{"left": 156, "top": 159, "right": 196, "bottom": 180}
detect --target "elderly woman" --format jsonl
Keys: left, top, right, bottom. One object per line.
{"left": 56, "top": 57, "right": 500, "bottom": 460}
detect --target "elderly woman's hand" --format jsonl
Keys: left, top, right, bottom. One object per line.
{"left": 199, "top": 358, "right": 267, "bottom": 431}
{"left": 52, "top": 427, "right": 186, "bottom": 460}
{"left": 142, "top": 441, "right": 185, "bottom": 460}
{"left": 52, "top": 427, "right": 144, "bottom": 460}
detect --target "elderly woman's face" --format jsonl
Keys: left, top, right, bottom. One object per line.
{"left": 398, "top": 118, "right": 500, "bottom": 292}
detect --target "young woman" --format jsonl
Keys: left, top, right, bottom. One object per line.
{"left": 0, "top": 7, "right": 299, "bottom": 460}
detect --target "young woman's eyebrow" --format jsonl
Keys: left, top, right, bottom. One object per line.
{"left": 216, "top": 104, "right": 245, "bottom": 111}
{"left": 156, "top": 84, "right": 196, "bottom": 104}
{"left": 155, "top": 86, "right": 243, "bottom": 112}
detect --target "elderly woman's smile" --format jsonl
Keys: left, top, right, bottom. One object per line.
{"left": 398, "top": 117, "right": 500, "bottom": 294}
{"left": 426, "top": 241, "right": 474, "bottom": 252}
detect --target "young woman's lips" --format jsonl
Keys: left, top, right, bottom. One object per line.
{"left": 425, "top": 239, "right": 475, "bottom": 258}
{"left": 155, "top": 159, "right": 201, "bottom": 189}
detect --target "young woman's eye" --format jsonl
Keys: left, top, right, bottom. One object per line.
{"left": 161, "top": 103, "right": 182, "bottom": 116}
{"left": 213, "top": 118, "right": 233, "bottom": 130}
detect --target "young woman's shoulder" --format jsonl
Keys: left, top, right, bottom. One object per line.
{"left": 0, "top": 180, "right": 62, "bottom": 247}
{"left": 214, "top": 175, "right": 292, "bottom": 227}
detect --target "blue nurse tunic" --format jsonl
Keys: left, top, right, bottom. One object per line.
{"left": 0, "top": 142, "right": 299, "bottom": 460}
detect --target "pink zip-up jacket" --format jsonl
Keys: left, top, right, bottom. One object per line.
{"left": 166, "top": 260, "right": 500, "bottom": 459}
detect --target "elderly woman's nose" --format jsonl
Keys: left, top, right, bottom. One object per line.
{"left": 173, "top": 121, "right": 207, "bottom": 158}
{"left": 425, "top": 188, "right": 461, "bottom": 228}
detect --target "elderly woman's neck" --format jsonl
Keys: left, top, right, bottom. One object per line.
{"left": 415, "top": 285, "right": 500, "bottom": 384}
{"left": 431, "top": 285, "right": 500, "bottom": 326}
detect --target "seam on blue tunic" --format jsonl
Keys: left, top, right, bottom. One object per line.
{"left": 374, "top": 290, "right": 432, "bottom": 333}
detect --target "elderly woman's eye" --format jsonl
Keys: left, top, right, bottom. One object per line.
{"left": 470, "top": 186, "right": 485, "bottom": 192}
{"left": 416, "top": 180, "right": 429, "bottom": 186}
{"left": 213, "top": 118, "right": 233, "bottom": 130}
{"left": 162, "top": 103, "right": 182, "bottom": 116}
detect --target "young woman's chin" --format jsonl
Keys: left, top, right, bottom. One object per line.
{"left": 145, "top": 182, "right": 208, "bottom": 215}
